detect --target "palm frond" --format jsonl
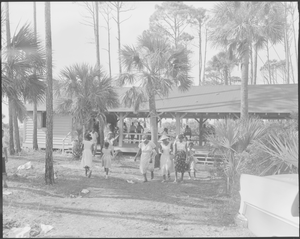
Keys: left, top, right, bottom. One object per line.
{"left": 121, "top": 45, "right": 143, "bottom": 72}
{"left": 116, "top": 72, "right": 138, "bottom": 86}
{"left": 11, "top": 97, "right": 27, "bottom": 122}
{"left": 121, "top": 87, "right": 147, "bottom": 113}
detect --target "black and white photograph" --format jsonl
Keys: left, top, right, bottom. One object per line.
{"left": 2, "top": 1, "right": 298, "bottom": 237}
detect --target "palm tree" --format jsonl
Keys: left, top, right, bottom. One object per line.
{"left": 54, "top": 63, "right": 119, "bottom": 150}
{"left": 3, "top": 2, "right": 45, "bottom": 154}
{"left": 117, "top": 30, "right": 193, "bottom": 145}
{"left": 4, "top": 2, "right": 15, "bottom": 155}
{"left": 44, "top": 2, "right": 54, "bottom": 185}
{"left": 209, "top": 2, "right": 285, "bottom": 119}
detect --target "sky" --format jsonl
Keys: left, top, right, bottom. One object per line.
{"left": 2, "top": 1, "right": 299, "bottom": 123}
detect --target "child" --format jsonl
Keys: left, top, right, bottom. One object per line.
{"left": 90, "top": 128, "right": 99, "bottom": 156}
{"left": 187, "top": 141, "right": 197, "bottom": 180}
{"left": 101, "top": 141, "right": 113, "bottom": 179}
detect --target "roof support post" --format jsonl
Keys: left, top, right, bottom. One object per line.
{"left": 199, "top": 117, "right": 204, "bottom": 146}
{"left": 118, "top": 112, "right": 124, "bottom": 147}
{"left": 175, "top": 113, "right": 181, "bottom": 135}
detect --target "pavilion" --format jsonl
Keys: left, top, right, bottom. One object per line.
{"left": 110, "top": 84, "right": 298, "bottom": 153}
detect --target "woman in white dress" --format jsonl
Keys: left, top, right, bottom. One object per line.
{"left": 90, "top": 128, "right": 98, "bottom": 156}
{"left": 134, "top": 134, "right": 157, "bottom": 182}
{"left": 81, "top": 133, "right": 94, "bottom": 178}
{"left": 158, "top": 135, "right": 174, "bottom": 182}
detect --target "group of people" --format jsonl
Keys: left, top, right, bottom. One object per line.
{"left": 80, "top": 123, "right": 197, "bottom": 183}
{"left": 80, "top": 127, "right": 118, "bottom": 179}
{"left": 134, "top": 133, "right": 197, "bottom": 183}
{"left": 125, "top": 122, "right": 145, "bottom": 143}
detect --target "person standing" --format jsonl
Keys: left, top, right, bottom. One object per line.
{"left": 2, "top": 129, "right": 8, "bottom": 188}
{"left": 101, "top": 141, "right": 114, "bottom": 179}
{"left": 136, "top": 122, "right": 144, "bottom": 143}
{"left": 134, "top": 134, "right": 157, "bottom": 182}
{"left": 184, "top": 125, "right": 192, "bottom": 140}
{"left": 173, "top": 134, "right": 188, "bottom": 183}
{"left": 81, "top": 133, "right": 94, "bottom": 178}
{"left": 158, "top": 135, "right": 173, "bottom": 182}
{"left": 187, "top": 142, "right": 197, "bottom": 180}
{"left": 161, "top": 128, "right": 168, "bottom": 136}
{"left": 129, "top": 122, "right": 136, "bottom": 144}
{"left": 91, "top": 128, "right": 99, "bottom": 156}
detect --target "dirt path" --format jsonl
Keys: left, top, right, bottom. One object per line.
{"left": 3, "top": 151, "right": 254, "bottom": 237}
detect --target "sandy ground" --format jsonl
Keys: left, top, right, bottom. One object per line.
{"left": 2, "top": 150, "right": 254, "bottom": 238}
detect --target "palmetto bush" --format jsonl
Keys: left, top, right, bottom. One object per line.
{"left": 206, "top": 117, "right": 268, "bottom": 196}
{"left": 246, "top": 121, "right": 298, "bottom": 176}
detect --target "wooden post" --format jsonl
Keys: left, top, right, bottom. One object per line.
{"left": 175, "top": 113, "right": 181, "bottom": 135}
{"left": 118, "top": 113, "right": 123, "bottom": 147}
{"left": 199, "top": 118, "right": 203, "bottom": 146}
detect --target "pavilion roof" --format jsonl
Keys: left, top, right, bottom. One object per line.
{"left": 25, "top": 84, "right": 298, "bottom": 120}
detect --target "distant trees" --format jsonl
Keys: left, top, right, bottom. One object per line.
{"left": 149, "top": 2, "right": 193, "bottom": 50}
{"left": 205, "top": 51, "right": 238, "bottom": 85}
{"left": 109, "top": 2, "right": 135, "bottom": 74}
{"left": 187, "top": 6, "right": 207, "bottom": 85}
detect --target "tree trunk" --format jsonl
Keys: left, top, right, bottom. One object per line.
{"left": 240, "top": 44, "right": 249, "bottom": 120}
{"left": 107, "top": 14, "right": 112, "bottom": 78}
{"left": 224, "top": 68, "right": 228, "bottom": 85}
{"left": 288, "top": 43, "right": 295, "bottom": 84}
{"left": 13, "top": 107, "right": 21, "bottom": 153}
{"left": 8, "top": 99, "right": 15, "bottom": 155}
{"left": 45, "top": 2, "right": 54, "bottom": 185}
{"left": 284, "top": 2, "right": 289, "bottom": 84}
{"left": 253, "top": 44, "right": 258, "bottom": 85}
{"left": 33, "top": 100, "right": 38, "bottom": 150}
{"left": 149, "top": 93, "right": 158, "bottom": 146}
{"left": 291, "top": 6, "right": 298, "bottom": 67}
{"left": 198, "top": 22, "right": 202, "bottom": 86}
{"left": 33, "top": 2, "right": 38, "bottom": 150}
{"left": 95, "top": 2, "right": 100, "bottom": 71}
{"left": 202, "top": 28, "right": 208, "bottom": 83}
{"left": 266, "top": 41, "right": 272, "bottom": 84}
{"left": 117, "top": 6, "right": 122, "bottom": 74}
{"left": 5, "top": 2, "right": 15, "bottom": 155}
{"left": 249, "top": 42, "right": 253, "bottom": 85}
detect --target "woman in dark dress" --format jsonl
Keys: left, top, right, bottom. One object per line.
{"left": 173, "top": 134, "right": 189, "bottom": 183}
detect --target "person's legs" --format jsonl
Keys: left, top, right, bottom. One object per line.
{"left": 180, "top": 172, "right": 184, "bottom": 182}
{"left": 131, "top": 134, "right": 134, "bottom": 144}
{"left": 162, "top": 174, "right": 166, "bottom": 182}
{"left": 168, "top": 171, "right": 171, "bottom": 180}
{"left": 188, "top": 171, "right": 192, "bottom": 179}
{"left": 143, "top": 173, "right": 147, "bottom": 182}
{"left": 105, "top": 168, "right": 108, "bottom": 179}
{"left": 150, "top": 171, "right": 154, "bottom": 180}
{"left": 174, "top": 171, "right": 178, "bottom": 183}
